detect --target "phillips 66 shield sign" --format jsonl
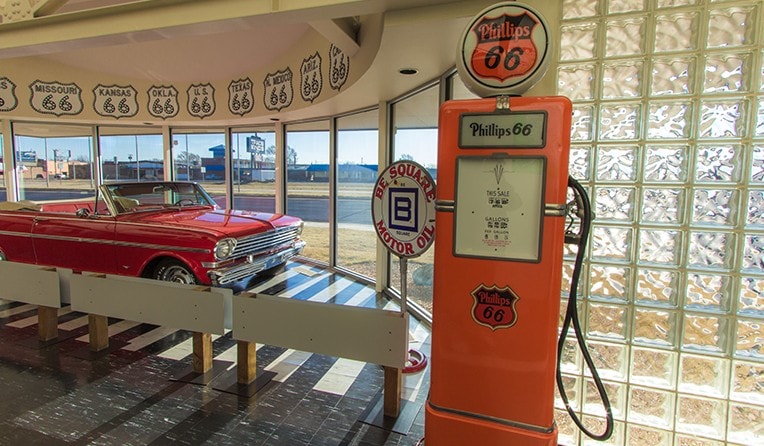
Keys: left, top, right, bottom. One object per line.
{"left": 470, "top": 284, "right": 519, "bottom": 330}
{"left": 456, "top": 2, "right": 551, "bottom": 97}
{"left": 372, "top": 161, "right": 436, "bottom": 258}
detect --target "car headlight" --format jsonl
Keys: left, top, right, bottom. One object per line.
{"left": 214, "top": 238, "right": 237, "bottom": 260}
{"left": 296, "top": 221, "right": 304, "bottom": 236}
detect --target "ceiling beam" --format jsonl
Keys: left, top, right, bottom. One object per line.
{"left": 34, "top": 0, "right": 72, "bottom": 17}
{"left": 309, "top": 16, "right": 359, "bottom": 57}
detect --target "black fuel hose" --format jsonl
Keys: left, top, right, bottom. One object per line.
{"left": 556, "top": 176, "right": 614, "bottom": 441}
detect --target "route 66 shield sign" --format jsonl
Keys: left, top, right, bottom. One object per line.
{"left": 93, "top": 84, "right": 138, "bottom": 119}
{"left": 29, "top": 80, "right": 83, "bottom": 117}
{"left": 300, "top": 52, "right": 322, "bottom": 103}
{"left": 0, "top": 77, "right": 17, "bottom": 112}
{"left": 264, "top": 68, "right": 294, "bottom": 112}
{"left": 470, "top": 284, "right": 519, "bottom": 330}
{"left": 187, "top": 83, "right": 215, "bottom": 118}
{"left": 147, "top": 85, "right": 179, "bottom": 119}
{"left": 456, "top": 2, "right": 551, "bottom": 97}
{"left": 228, "top": 78, "right": 254, "bottom": 116}
{"left": 329, "top": 44, "right": 349, "bottom": 91}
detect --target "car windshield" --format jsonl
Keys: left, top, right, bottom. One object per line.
{"left": 103, "top": 182, "right": 216, "bottom": 214}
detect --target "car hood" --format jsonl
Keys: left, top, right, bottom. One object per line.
{"left": 130, "top": 208, "right": 294, "bottom": 238}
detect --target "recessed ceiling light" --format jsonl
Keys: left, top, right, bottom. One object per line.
{"left": 399, "top": 68, "right": 418, "bottom": 75}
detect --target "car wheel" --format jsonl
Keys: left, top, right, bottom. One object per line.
{"left": 0, "top": 251, "right": 5, "bottom": 261}
{"left": 153, "top": 259, "right": 198, "bottom": 284}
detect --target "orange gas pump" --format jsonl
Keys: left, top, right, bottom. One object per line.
{"left": 425, "top": 95, "right": 571, "bottom": 446}
{"left": 424, "top": 3, "right": 612, "bottom": 445}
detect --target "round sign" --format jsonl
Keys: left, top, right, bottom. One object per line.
{"left": 456, "top": 2, "right": 551, "bottom": 97}
{"left": 371, "top": 160, "right": 436, "bottom": 258}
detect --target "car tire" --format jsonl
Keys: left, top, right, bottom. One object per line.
{"left": 153, "top": 259, "right": 198, "bottom": 284}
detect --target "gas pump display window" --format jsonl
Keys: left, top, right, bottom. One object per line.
{"left": 454, "top": 156, "right": 545, "bottom": 262}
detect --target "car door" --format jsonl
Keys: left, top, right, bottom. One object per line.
{"left": 31, "top": 213, "right": 117, "bottom": 273}
{"left": 0, "top": 212, "right": 37, "bottom": 264}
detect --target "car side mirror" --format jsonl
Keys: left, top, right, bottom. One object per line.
{"left": 75, "top": 208, "right": 90, "bottom": 218}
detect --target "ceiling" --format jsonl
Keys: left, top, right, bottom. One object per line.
{"left": 0, "top": 0, "right": 498, "bottom": 127}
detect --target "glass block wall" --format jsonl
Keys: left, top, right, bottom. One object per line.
{"left": 557, "top": 0, "right": 763, "bottom": 444}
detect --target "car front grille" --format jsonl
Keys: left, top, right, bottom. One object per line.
{"left": 231, "top": 224, "right": 301, "bottom": 259}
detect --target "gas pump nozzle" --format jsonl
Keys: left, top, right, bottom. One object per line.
{"left": 564, "top": 177, "right": 595, "bottom": 245}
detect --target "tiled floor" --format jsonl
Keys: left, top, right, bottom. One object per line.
{"left": 0, "top": 261, "right": 430, "bottom": 445}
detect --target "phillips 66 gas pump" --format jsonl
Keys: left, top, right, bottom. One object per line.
{"left": 424, "top": 3, "right": 610, "bottom": 445}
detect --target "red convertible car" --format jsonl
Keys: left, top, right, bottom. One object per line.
{"left": 0, "top": 181, "right": 305, "bottom": 288}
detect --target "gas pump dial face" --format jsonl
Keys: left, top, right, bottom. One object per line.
{"left": 454, "top": 156, "right": 545, "bottom": 262}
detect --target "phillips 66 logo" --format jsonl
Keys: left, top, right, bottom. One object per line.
{"left": 0, "top": 77, "right": 17, "bottom": 112}
{"left": 147, "top": 85, "right": 179, "bottom": 119}
{"left": 264, "top": 68, "right": 294, "bottom": 112}
{"left": 29, "top": 80, "right": 84, "bottom": 116}
{"left": 187, "top": 83, "right": 215, "bottom": 119}
{"left": 228, "top": 78, "right": 254, "bottom": 116}
{"left": 94, "top": 84, "right": 138, "bottom": 119}
{"left": 456, "top": 2, "right": 551, "bottom": 97}
{"left": 470, "top": 284, "right": 519, "bottom": 330}
{"left": 300, "top": 52, "right": 322, "bottom": 103}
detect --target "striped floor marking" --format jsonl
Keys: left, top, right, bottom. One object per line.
{"left": 74, "top": 319, "right": 142, "bottom": 343}
{"left": 0, "top": 303, "right": 37, "bottom": 319}
{"left": 122, "top": 326, "right": 180, "bottom": 352}
{"left": 57, "top": 314, "right": 90, "bottom": 331}
{"left": 264, "top": 349, "right": 314, "bottom": 382}
{"left": 215, "top": 341, "right": 264, "bottom": 366}
{"left": 156, "top": 332, "right": 228, "bottom": 361}
{"left": 306, "top": 277, "right": 356, "bottom": 302}
{"left": 248, "top": 266, "right": 318, "bottom": 294}
{"left": 312, "top": 358, "right": 366, "bottom": 395}
{"left": 342, "top": 286, "right": 377, "bottom": 307}
{"left": 6, "top": 306, "right": 74, "bottom": 328}
{"left": 277, "top": 272, "right": 332, "bottom": 298}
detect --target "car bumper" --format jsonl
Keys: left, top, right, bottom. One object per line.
{"left": 208, "top": 241, "right": 306, "bottom": 286}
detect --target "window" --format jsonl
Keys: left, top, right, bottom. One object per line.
{"left": 99, "top": 127, "right": 163, "bottom": 182}
{"left": 170, "top": 129, "right": 225, "bottom": 207}
{"left": 336, "top": 109, "right": 379, "bottom": 277}
{"left": 390, "top": 84, "right": 439, "bottom": 313}
{"left": 231, "top": 128, "right": 276, "bottom": 213}
{"left": 286, "top": 120, "right": 330, "bottom": 263}
{"left": 12, "top": 122, "right": 95, "bottom": 202}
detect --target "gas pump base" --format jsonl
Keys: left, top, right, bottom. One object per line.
{"left": 425, "top": 401, "right": 557, "bottom": 446}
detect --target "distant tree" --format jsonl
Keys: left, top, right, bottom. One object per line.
{"left": 265, "top": 145, "right": 276, "bottom": 163}
{"left": 399, "top": 153, "right": 414, "bottom": 161}
{"left": 175, "top": 151, "right": 201, "bottom": 166}
{"left": 287, "top": 147, "right": 298, "bottom": 165}
{"left": 264, "top": 145, "right": 298, "bottom": 165}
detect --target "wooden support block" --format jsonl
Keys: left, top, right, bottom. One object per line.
{"left": 237, "top": 341, "right": 257, "bottom": 385}
{"left": 193, "top": 332, "right": 213, "bottom": 374}
{"left": 88, "top": 314, "right": 109, "bottom": 352}
{"left": 37, "top": 305, "right": 59, "bottom": 342}
{"left": 383, "top": 366, "right": 402, "bottom": 418}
